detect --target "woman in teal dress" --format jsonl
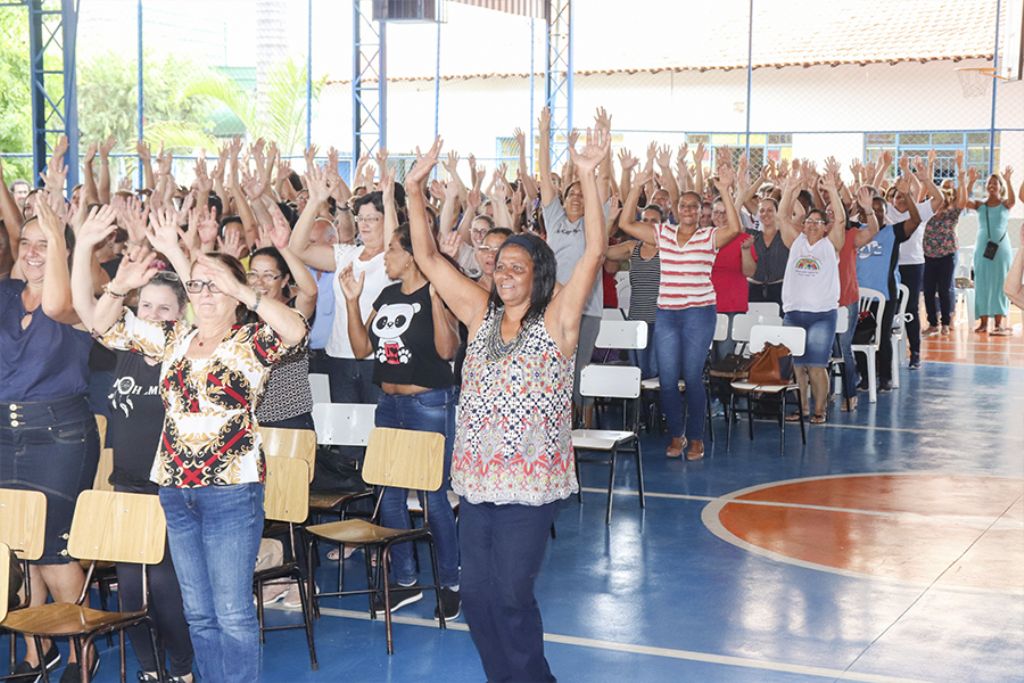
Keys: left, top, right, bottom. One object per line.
{"left": 961, "top": 167, "right": 1015, "bottom": 334}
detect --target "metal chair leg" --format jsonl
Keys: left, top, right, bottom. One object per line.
{"left": 635, "top": 440, "right": 645, "bottom": 509}
{"left": 35, "top": 636, "right": 51, "bottom": 683}
{"left": 294, "top": 570, "right": 319, "bottom": 670}
{"left": 427, "top": 536, "right": 445, "bottom": 631}
{"left": 605, "top": 445, "right": 618, "bottom": 525}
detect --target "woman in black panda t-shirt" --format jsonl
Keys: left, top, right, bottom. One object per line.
{"left": 339, "top": 223, "right": 462, "bottom": 621}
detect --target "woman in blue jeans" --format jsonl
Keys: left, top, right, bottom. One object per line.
{"left": 619, "top": 158, "right": 743, "bottom": 460}
{"left": 84, "top": 226, "right": 308, "bottom": 683}
{"left": 340, "top": 222, "right": 462, "bottom": 621}
{"left": 776, "top": 160, "right": 847, "bottom": 423}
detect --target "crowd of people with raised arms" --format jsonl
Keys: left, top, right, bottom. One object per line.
{"left": 1, "top": 105, "right": 1022, "bottom": 682}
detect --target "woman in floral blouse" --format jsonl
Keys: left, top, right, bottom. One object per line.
{"left": 77, "top": 235, "right": 307, "bottom": 683}
{"left": 406, "top": 126, "right": 609, "bottom": 683}
{"left": 921, "top": 185, "right": 962, "bottom": 336}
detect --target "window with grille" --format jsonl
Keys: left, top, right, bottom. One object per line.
{"left": 863, "top": 132, "right": 996, "bottom": 183}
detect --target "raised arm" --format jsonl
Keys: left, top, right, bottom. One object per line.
{"left": 852, "top": 186, "right": 881, "bottom": 248}
{"left": 547, "top": 124, "right": 611, "bottom": 354}
{"left": 1002, "top": 167, "right": 1016, "bottom": 211}
{"left": 617, "top": 171, "right": 658, "bottom": 245}
{"left": 70, "top": 206, "right": 119, "bottom": 330}
{"left": 82, "top": 143, "right": 100, "bottom": 205}
{"left": 895, "top": 175, "right": 922, "bottom": 237}
{"left": 406, "top": 138, "right": 490, "bottom": 327}
{"left": 514, "top": 128, "right": 539, "bottom": 202}
{"left": 98, "top": 136, "right": 116, "bottom": 204}
{"left": 692, "top": 142, "right": 705, "bottom": 200}
{"left": 288, "top": 165, "right": 337, "bottom": 272}
{"left": 430, "top": 286, "right": 459, "bottom": 360}
{"left": 0, "top": 159, "right": 26, "bottom": 259}
{"left": 137, "top": 140, "right": 155, "bottom": 191}
{"left": 711, "top": 160, "right": 742, "bottom": 249}
{"left": 34, "top": 197, "right": 77, "bottom": 324}
{"left": 656, "top": 144, "right": 680, "bottom": 217}
{"left": 377, "top": 149, "right": 398, "bottom": 248}
{"left": 338, "top": 264, "right": 374, "bottom": 359}
{"left": 267, "top": 203, "right": 317, "bottom": 319}
{"left": 776, "top": 169, "right": 801, "bottom": 248}
{"left": 823, "top": 157, "right": 846, "bottom": 251}
{"left": 537, "top": 107, "right": 557, "bottom": 207}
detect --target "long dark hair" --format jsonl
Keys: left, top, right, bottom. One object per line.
{"left": 487, "top": 233, "right": 557, "bottom": 324}
{"left": 249, "top": 246, "right": 293, "bottom": 292}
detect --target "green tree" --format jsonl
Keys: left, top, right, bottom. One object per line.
{"left": 78, "top": 51, "right": 217, "bottom": 152}
{"left": 183, "top": 56, "right": 326, "bottom": 155}
{"left": 0, "top": 6, "right": 34, "bottom": 182}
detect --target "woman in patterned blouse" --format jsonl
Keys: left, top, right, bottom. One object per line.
{"left": 405, "top": 127, "right": 609, "bottom": 683}
{"left": 76, "top": 228, "right": 307, "bottom": 683}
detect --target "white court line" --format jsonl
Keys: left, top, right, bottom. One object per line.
{"left": 697, "top": 472, "right": 1024, "bottom": 596}
{"left": 299, "top": 605, "right": 928, "bottom": 683}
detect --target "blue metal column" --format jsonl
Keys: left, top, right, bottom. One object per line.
{"left": 306, "top": 0, "right": 312, "bottom": 150}
{"left": 544, "top": 0, "right": 571, "bottom": 169}
{"left": 988, "top": 0, "right": 1002, "bottom": 175}
{"left": 351, "top": 0, "right": 387, "bottom": 165}
{"left": 743, "top": 0, "right": 753, "bottom": 159}
{"left": 529, "top": 16, "right": 535, "bottom": 173}
{"left": 137, "top": 0, "right": 144, "bottom": 187}
{"left": 28, "top": 0, "right": 80, "bottom": 193}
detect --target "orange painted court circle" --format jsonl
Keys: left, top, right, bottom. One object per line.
{"left": 701, "top": 473, "right": 1024, "bottom": 593}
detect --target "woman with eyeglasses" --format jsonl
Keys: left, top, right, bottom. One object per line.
{"left": 71, "top": 210, "right": 195, "bottom": 683}
{"left": 77, "top": 210, "right": 307, "bottom": 683}
{"left": 244, "top": 206, "right": 318, "bottom": 431}
{"left": 775, "top": 159, "right": 847, "bottom": 424}
{"left": 619, "top": 157, "right": 743, "bottom": 461}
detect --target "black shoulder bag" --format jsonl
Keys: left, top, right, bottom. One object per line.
{"left": 981, "top": 205, "right": 1005, "bottom": 260}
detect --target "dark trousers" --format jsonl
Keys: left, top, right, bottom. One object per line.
{"left": 460, "top": 499, "right": 560, "bottom": 683}
{"left": 114, "top": 484, "right": 195, "bottom": 677}
{"left": 923, "top": 254, "right": 955, "bottom": 327}
{"left": 898, "top": 264, "right": 923, "bottom": 354}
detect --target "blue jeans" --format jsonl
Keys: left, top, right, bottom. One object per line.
{"left": 783, "top": 309, "right": 837, "bottom": 367}
{"left": 630, "top": 321, "right": 658, "bottom": 379}
{"left": 460, "top": 500, "right": 560, "bottom": 683}
{"left": 375, "top": 387, "right": 459, "bottom": 587}
{"left": 655, "top": 305, "right": 716, "bottom": 441}
{"left": 160, "top": 483, "right": 264, "bottom": 683}
{"left": 837, "top": 302, "right": 859, "bottom": 399}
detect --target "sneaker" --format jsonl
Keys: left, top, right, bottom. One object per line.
{"left": 856, "top": 378, "right": 870, "bottom": 392}
{"left": 373, "top": 584, "right": 423, "bottom": 617}
{"left": 139, "top": 674, "right": 193, "bottom": 683}
{"left": 878, "top": 380, "right": 893, "bottom": 392}
{"left": 12, "top": 645, "right": 61, "bottom": 682}
{"left": 260, "top": 581, "right": 290, "bottom": 605}
{"left": 922, "top": 327, "right": 939, "bottom": 337}
{"left": 282, "top": 581, "right": 314, "bottom": 609}
{"left": 909, "top": 353, "right": 921, "bottom": 369}
{"left": 435, "top": 587, "right": 461, "bottom": 621}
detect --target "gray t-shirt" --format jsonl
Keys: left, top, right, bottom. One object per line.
{"left": 543, "top": 198, "right": 606, "bottom": 317}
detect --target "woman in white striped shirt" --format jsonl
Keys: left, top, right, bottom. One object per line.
{"left": 619, "top": 159, "right": 742, "bottom": 460}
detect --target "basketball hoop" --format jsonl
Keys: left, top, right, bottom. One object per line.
{"left": 956, "top": 66, "right": 1009, "bottom": 98}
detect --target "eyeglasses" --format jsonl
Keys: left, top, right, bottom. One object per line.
{"left": 477, "top": 246, "right": 500, "bottom": 254}
{"left": 354, "top": 215, "right": 383, "bottom": 225}
{"left": 185, "top": 279, "right": 222, "bottom": 294}
{"left": 803, "top": 219, "right": 827, "bottom": 225}
{"left": 246, "top": 271, "right": 283, "bottom": 284}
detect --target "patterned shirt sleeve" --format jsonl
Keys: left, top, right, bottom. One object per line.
{"left": 245, "top": 319, "right": 309, "bottom": 367}
{"left": 98, "top": 308, "right": 175, "bottom": 361}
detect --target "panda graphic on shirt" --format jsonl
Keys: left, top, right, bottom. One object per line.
{"left": 373, "top": 301, "right": 421, "bottom": 365}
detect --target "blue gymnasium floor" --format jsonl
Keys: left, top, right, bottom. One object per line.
{"left": 17, "top": 360, "right": 1024, "bottom": 682}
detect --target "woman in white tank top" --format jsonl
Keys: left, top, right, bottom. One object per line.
{"left": 776, "top": 159, "right": 847, "bottom": 424}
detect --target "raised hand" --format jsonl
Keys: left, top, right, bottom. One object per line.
{"left": 594, "top": 106, "right": 612, "bottom": 132}
{"left": 85, "top": 142, "right": 98, "bottom": 165}
{"left": 856, "top": 185, "right": 874, "bottom": 212}
{"left": 304, "top": 144, "right": 318, "bottom": 169}
{"left": 194, "top": 206, "right": 219, "bottom": 247}
{"left": 196, "top": 253, "right": 249, "bottom": 301}
{"left": 513, "top": 127, "right": 526, "bottom": 153}
{"left": 443, "top": 150, "right": 460, "bottom": 178}
{"left": 955, "top": 149, "right": 964, "bottom": 170}
{"left": 304, "top": 163, "right": 332, "bottom": 206}
{"left": 538, "top": 107, "right": 551, "bottom": 133}
{"left": 618, "top": 148, "right": 638, "bottom": 172}
{"left": 569, "top": 126, "right": 611, "bottom": 174}
{"left": 266, "top": 203, "right": 292, "bottom": 250}
{"left": 1003, "top": 166, "right": 1014, "bottom": 182}
{"left": 693, "top": 141, "right": 706, "bottom": 165}
{"left": 655, "top": 144, "right": 672, "bottom": 168}
{"left": 218, "top": 228, "right": 244, "bottom": 260}
{"left": 194, "top": 156, "right": 213, "bottom": 194}
{"left": 375, "top": 147, "right": 390, "bottom": 182}
{"left": 147, "top": 206, "right": 184, "bottom": 256}
{"left": 112, "top": 242, "right": 161, "bottom": 292}
{"left": 34, "top": 193, "right": 66, "bottom": 243}
{"left": 713, "top": 159, "right": 737, "bottom": 195}
{"left": 438, "top": 229, "right": 461, "bottom": 259}
{"left": 100, "top": 135, "right": 116, "bottom": 158}
{"left": 338, "top": 263, "right": 365, "bottom": 301}
{"left": 405, "top": 137, "right": 443, "bottom": 186}
{"left": 136, "top": 140, "right": 152, "bottom": 161}
{"left": 77, "top": 205, "right": 119, "bottom": 251}
{"left": 118, "top": 196, "right": 150, "bottom": 244}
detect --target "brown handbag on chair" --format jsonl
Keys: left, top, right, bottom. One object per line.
{"left": 747, "top": 343, "right": 795, "bottom": 385}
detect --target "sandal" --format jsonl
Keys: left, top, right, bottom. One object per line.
{"left": 990, "top": 327, "right": 1012, "bottom": 336}
{"left": 810, "top": 413, "right": 827, "bottom": 424}
{"left": 665, "top": 437, "right": 687, "bottom": 458}
{"left": 685, "top": 440, "right": 705, "bottom": 461}
{"left": 784, "top": 411, "right": 808, "bottom": 422}
{"left": 841, "top": 397, "right": 858, "bottom": 412}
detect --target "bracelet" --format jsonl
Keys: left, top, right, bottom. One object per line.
{"left": 247, "top": 291, "right": 262, "bottom": 312}
{"left": 103, "top": 283, "right": 128, "bottom": 299}
{"left": 337, "top": 206, "right": 350, "bottom": 213}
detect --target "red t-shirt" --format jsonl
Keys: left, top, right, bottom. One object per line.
{"left": 711, "top": 232, "right": 757, "bottom": 313}
{"left": 838, "top": 227, "right": 860, "bottom": 306}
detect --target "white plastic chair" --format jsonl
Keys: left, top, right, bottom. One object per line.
{"left": 851, "top": 288, "right": 886, "bottom": 403}
{"left": 594, "top": 320, "right": 648, "bottom": 350}
{"left": 311, "top": 402, "right": 377, "bottom": 448}
{"left": 600, "top": 307, "right": 626, "bottom": 321}
{"left": 954, "top": 246, "right": 976, "bottom": 327}
{"left": 831, "top": 309, "right": 850, "bottom": 395}
{"left": 308, "top": 373, "right": 331, "bottom": 405}
{"left": 713, "top": 313, "right": 730, "bottom": 342}
{"left": 891, "top": 283, "right": 910, "bottom": 388}
{"left": 728, "top": 324, "right": 807, "bottom": 454}
{"left": 747, "top": 302, "right": 783, "bottom": 326}
{"left": 730, "top": 313, "right": 756, "bottom": 354}
{"left": 571, "top": 365, "right": 644, "bottom": 525}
